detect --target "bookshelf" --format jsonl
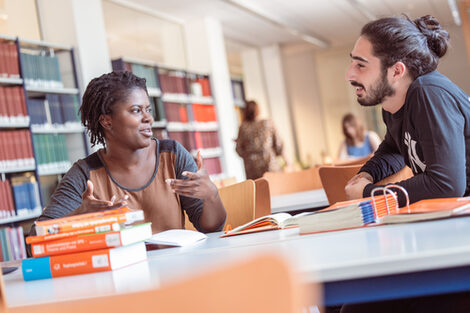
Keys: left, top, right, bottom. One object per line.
{"left": 0, "top": 35, "right": 88, "bottom": 262}
{"left": 112, "top": 57, "right": 224, "bottom": 176}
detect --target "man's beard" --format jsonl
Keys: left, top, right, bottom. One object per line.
{"left": 354, "top": 70, "right": 395, "bottom": 107}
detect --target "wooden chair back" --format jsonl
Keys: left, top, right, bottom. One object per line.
{"left": 218, "top": 180, "right": 256, "bottom": 229}
{"left": 254, "top": 178, "right": 271, "bottom": 218}
{"left": 6, "top": 255, "right": 317, "bottom": 313}
{"left": 263, "top": 167, "right": 322, "bottom": 196}
{"left": 319, "top": 165, "right": 363, "bottom": 205}
{"left": 333, "top": 155, "right": 372, "bottom": 166}
{"left": 0, "top": 269, "right": 5, "bottom": 313}
{"left": 185, "top": 180, "right": 264, "bottom": 230}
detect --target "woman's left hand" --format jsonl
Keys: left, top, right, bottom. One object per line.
{"left": 166, "top": 151, "right": 219, "bottom": 201}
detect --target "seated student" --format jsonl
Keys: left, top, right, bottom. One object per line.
{"left": 31, "top": 71, "right": 226, "bottom": 235}
{"left": 342, "top": 14, "right": 470, "bottom": 313}
{"left": 337, "top": 113, "right": 381, "bottom": 161}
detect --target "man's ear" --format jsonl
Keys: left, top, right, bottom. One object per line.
{"left": 99, "top": 114, "right": 112, "bottom": 130}
{"left": 390, "top": 61, "right": 407, "bottom": 82}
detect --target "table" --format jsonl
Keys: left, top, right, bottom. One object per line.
{"left": 5, "top": 216, "right": 470, "bottom": 307}
{"left": 271, "top": 189, "right": 329, "bottom": 213}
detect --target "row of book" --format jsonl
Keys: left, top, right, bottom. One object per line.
{"left": 192, "top": 104, "right": 217, "bottom": 122}
{"left": 0, "top": 86, "right": 28, "bottom": 124}
{"left": 168, "top": 130, "right": 220, "bottom": 151}
{"left": 203, "top": 157, "right": 222, "bottom": 175}
{"left": 23, "top": 207, "right": 151, "bottom": 281}
{"left": 159, "top": 71, "right": 187, "bottom": 94}
{"left": 130, "top": 63, "right": 159, "bottom": 89}
{"left": 0, "top": 226, "right": 27, "bottom": 261}
{"left": 32, "top": 134, "right": 71, "bottom": 172}
{"left": 164, "top": 102, "right": 217, "bottom": 123}
{"left": 0, "top": 41, "right": 20, "bottom": 78}
{"left": 20, "top": 52, "right": 63, "bottom": 89}
{"left": 28, "top": 94, "right": 80, "bottom": 126}
{"left": 0, "top": 130, "right": 35, "bottom": 170}
{"left": 0, "top": 174, "right": 42, "bottom": 219}
{"left": 188, "top": 77, "right": 211, "bottom": 97}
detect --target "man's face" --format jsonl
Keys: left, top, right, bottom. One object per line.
{"left": 346, "top": 36, "right": 395, "bottom": 107}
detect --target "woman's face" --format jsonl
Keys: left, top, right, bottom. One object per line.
{"left": 345, "top": 122, "right": 357, "bottom": 138}
{"left": 101, "top": 88, "right": 154, "bottom": 149}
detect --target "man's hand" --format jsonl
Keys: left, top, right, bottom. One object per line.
{"left": 166, "top": 151, "right": 219, "bottom": 201}
{"left": 345, "top": 172, "right": 373, "bottom": 200}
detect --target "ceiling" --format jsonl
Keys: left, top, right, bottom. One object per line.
{"left": 106, "top": 0, "right": 457, "bottom": 49}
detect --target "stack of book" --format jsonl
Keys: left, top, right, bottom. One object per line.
{"left": 22, "top": 207, "right": 151, "bottom": 281}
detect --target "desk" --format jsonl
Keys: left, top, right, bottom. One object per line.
{"left": 271, "top": 189, "right": 329, "bottom": 213}
{"left": 5, "top": 217, "right": 470, "bottom": 307}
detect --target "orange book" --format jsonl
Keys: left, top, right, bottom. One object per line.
{"left": 379, "top": 197, "right": 470, "bottom": 224}
{"left": 34, "top": 208, "right": 145, "bottom": 236}
{"left": 30, "top": 223, "right": 152, "bottom": 257}
{"left": 35, "top": 207, "right": 133, "bottom": 227}
{"left": 22, "top": 241, "right": 147, "bottom": 281}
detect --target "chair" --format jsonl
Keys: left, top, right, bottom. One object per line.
{"left": 2, "top": 255, "right": 319, "bottom": 313}
{"left": 333, "top": 154, "right": 372, "bottom": 166}
{"left": 319, "top": 165, "right": 414, "bottom": 205}
{"left": 319, "top": 164, "right": 363, "bottom": 205}
{"left": 254, "top": 177, "right": 271, "bottom": 218}
{"left": 263, "top": 167, "right": 322, "bottom": 196}
{"left": 185, "top": 180, "right": 256, "bottom": 230}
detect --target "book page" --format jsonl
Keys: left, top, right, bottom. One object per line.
{"left": 146, "top": 229, "right": 207, "bottom": 246}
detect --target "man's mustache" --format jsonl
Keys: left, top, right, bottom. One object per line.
{"left": 350, "top": 81, "right": 365, "bottom": 90}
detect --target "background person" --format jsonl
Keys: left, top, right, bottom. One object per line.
{"left": 235, "top": 100, "right": 287, "bottom": 179}
{"left": 337, "top": 113, "right": 381, "bottom": 161}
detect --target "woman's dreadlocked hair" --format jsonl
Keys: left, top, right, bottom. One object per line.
{"left": 80, "top": 71, "right": 147, "bottom": 147}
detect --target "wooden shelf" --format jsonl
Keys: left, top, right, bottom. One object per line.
{"left": 0, "top": 210, "right": 42, "bottom": 225}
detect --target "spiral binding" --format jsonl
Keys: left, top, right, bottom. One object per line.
{"left": 371, "top": 184, "right": 410, "bottom": 220}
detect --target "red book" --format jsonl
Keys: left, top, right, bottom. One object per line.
{"left": 0, "top": 43, "right": 7, "bottom": 76}
{"left": 4, "top": 179, "right": 15, "bottom": 217}
{"left": 0, "top": 87, "right": 6, "bottom": 119}
{"left": 8, "top": 43, "right": 19, "bottom": 78}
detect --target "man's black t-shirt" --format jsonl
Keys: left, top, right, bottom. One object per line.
{"left": 361, "top": 71, "right": 470, "bottom": 204}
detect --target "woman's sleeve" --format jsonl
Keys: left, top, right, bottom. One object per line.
{"left": 174, "top": 141, "right": 205, "bottom": 231}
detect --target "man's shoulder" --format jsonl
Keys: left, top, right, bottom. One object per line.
{"left": 411, "top": 71, "right": 457, "bottom": 91}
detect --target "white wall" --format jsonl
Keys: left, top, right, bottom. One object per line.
{"left": 281, "top": 44, "right": 326, "bottom": 166}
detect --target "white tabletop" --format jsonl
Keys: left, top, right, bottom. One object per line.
{"left": 271, "top": 189, "right": 329, "bottom": 213}
{"left": 5, "top": 216, "right": 470, "bottom": 307}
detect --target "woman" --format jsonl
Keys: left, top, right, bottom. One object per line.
{"left": 33, "top": 71, "right": 226, "bottom": 234}
{"left": 235, "top": 100, "right": 285, "bottom": 179}
{"left": 337, "top": 113, "right": 381, "bottom": 161}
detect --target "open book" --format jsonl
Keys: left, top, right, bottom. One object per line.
{"left": 146, "top": 229, "right": 208, "bottom": 246}
{"left": 379, "top": 197, "right": 470, "bottom": 224}
{"left": 221, "top": 213, "right": 304, "bottom": 237}
{"left": 221, "top": 193, "right": 397, "bottom": 237}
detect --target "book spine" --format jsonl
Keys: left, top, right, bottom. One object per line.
{"left": 35, "top": 211, "right": 142, "bottom": 236}
{"left": 26, "top": 227, "right": 103, "bottom": 244}
{"left": 22, "top": 247, "right": 113, "bottom": 281}
{"left": 34, "top": 207, "right": 133, "bottom": 227}
{"left": 31, "top": 231, "right": 124, "bottom": 257}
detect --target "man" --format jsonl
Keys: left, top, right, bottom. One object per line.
{"left": 345, "top": 15, "right": 470, "bottom": 206}
{"left": 341, "top": 15, "right": 470, "bottom": 313}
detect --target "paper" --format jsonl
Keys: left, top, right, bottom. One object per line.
{"left": 146, "top": 229, "right": 207, "bottom": 246}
